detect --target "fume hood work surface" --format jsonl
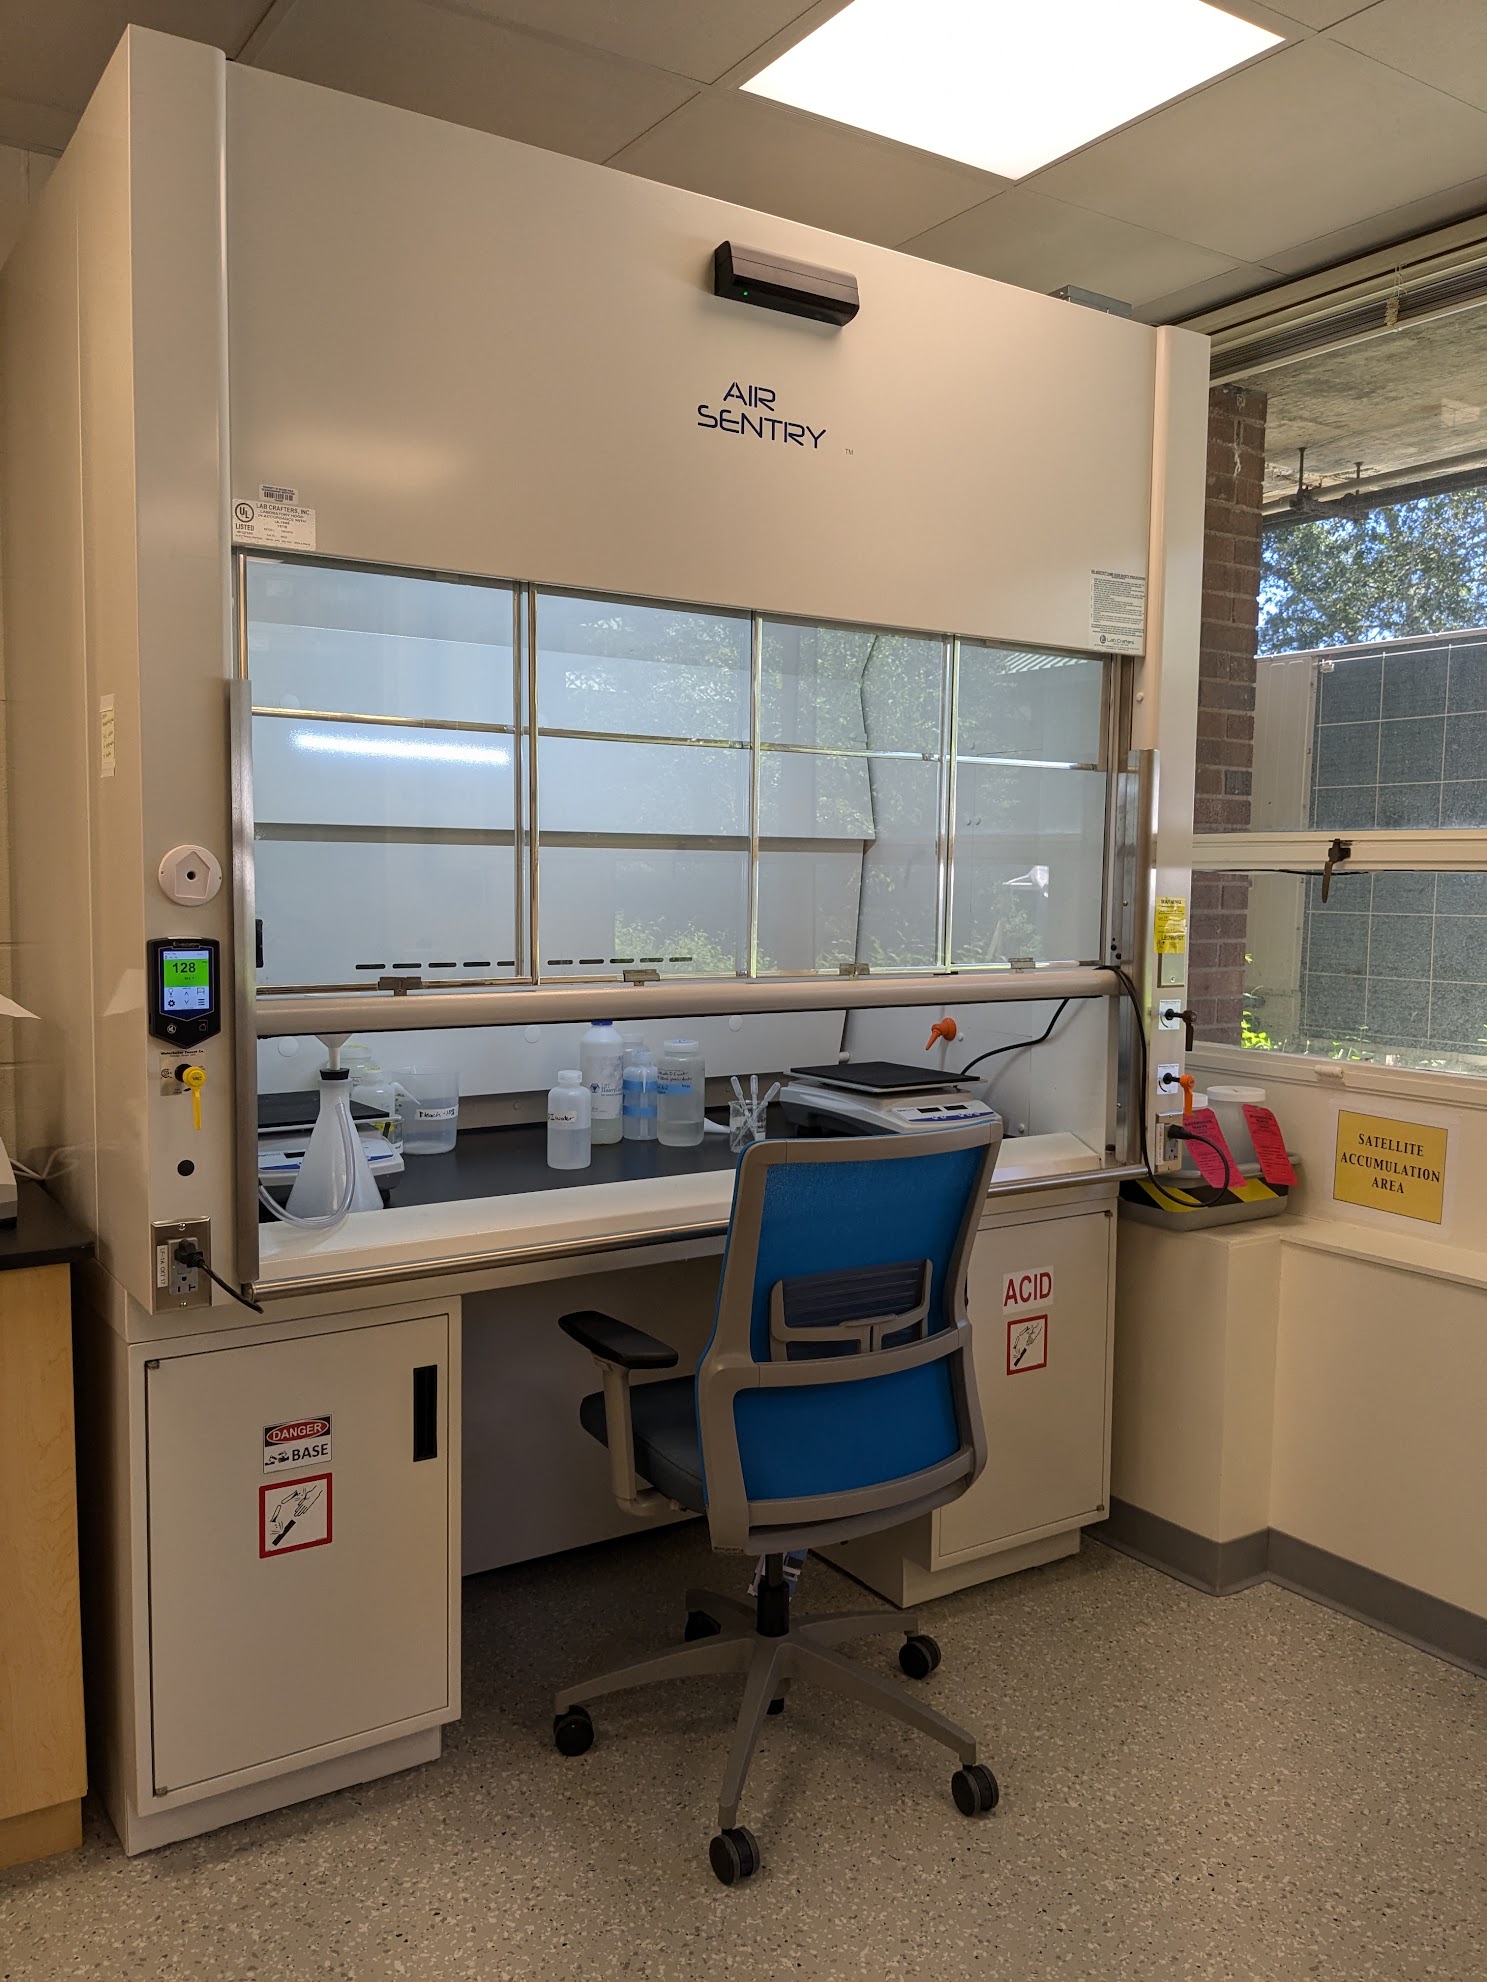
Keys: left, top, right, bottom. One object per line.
{"left": 0, "top": 27, "right": 1204, "bottom": 1852}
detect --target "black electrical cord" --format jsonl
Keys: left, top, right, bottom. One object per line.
{"left": 174, "top": 1240, "right": 265, "bottom": 1314}
{"left": 1167, "top": 1123, "right": 1239, "bottom": 1194}
{"left": 956, "top": 998, "right": 1072, "bottom": 1077}
{"left": 1098, "top": 961, "right": 1236, "bottom": 1208}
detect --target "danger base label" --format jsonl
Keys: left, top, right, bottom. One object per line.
{"left": 264, "top": 1415, "right": 332, "bottom": 1474}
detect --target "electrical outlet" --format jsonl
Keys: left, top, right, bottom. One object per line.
{"left": 152, "top": 1216, "right": 212, "bottom": 1312}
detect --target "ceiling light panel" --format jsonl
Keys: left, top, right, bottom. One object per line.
{"left": 743, "top": 0, "right": 1283, "bottom": 180}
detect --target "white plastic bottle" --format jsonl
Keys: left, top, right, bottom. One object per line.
{"left": 657, "top": 1038, "right": 705, "bottom": 1147}
{"left": 580, "top": 1019, "right": 624, "bottom": 1145}
{"left": 622, "top": 1042, "right": 658, "bottom": 1142}
{"left": 547, "top": 1070, "right": 592, "bottom": 1171}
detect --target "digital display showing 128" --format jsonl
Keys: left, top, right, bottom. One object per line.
{"left": 161, "top": 950, "right": 213, "bottom": 1013}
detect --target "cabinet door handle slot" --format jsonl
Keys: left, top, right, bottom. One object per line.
{"left": 412, "top": 1364, "right": 438, "bottom": 1461}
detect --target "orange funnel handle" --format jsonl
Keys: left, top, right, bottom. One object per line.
{"left": 925, "top": 1016, "right": 958, "bottom": 1052}
{"left": 1178, "top": 1073, "right": 1196, "bottom": 1118}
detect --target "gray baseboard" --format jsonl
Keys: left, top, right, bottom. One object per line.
{"left": 1089, "top": 1500, "right": 1269, "bottom": 1597}
{"left": 1091, "top": 1499, "right": 1487, "bottom": 1679}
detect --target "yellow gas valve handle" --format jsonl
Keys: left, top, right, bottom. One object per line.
{"left": 178, "top": 1063, "right": 207, "bottom": 1130}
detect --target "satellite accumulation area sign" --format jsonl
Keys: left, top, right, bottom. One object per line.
{"left": 1332, "top": 1110, "right": 1446, "bottom": 1224}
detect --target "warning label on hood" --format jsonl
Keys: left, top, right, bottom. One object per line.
{"left": 263, "top": 1416, "right": 332, "bottom": 1474}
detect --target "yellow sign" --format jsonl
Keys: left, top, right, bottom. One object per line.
{"left": 1154, "top": 896, "right": 1187, "bottom": 955}
{"left": 1333, "top": 1111, "right": 1447, "bottom": 1224}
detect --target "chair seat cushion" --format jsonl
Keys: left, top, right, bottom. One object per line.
{"left": 578, "top": 1376, "right": 705, "bottom": 1511}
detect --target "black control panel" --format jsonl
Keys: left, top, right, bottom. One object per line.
{"left": 147, "top": 938, "right": 222, "bottom": 1045}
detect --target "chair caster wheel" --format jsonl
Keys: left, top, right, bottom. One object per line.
{"left": 684, "top": 1610, "right": 721, "bottom": 1641}
{"left": 553, "top": 1707, "right": 594, "bottom": 1756}
{"left": 899, "top": 1632, "right": 942, "bottom": 1680}
{"left": 709, "top": 1825, "right": 760, "bottom": 1885}
{"left": 951, "top": 1763, "right": 999, "bottom": 1816}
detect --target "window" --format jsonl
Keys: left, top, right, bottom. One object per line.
{"left": 243, "top": 558, "right": 1119, "bottom": 992}
{"left": 1193, "top": 625, "right": 1487, "bottom": 1075}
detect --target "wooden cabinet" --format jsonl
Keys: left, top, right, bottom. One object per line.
{"left": 0, "top": 1193, "right": 91, "bottom": 1871}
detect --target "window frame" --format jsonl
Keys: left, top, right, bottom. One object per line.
{"left": 238, "top": 551, "right": 1126, "bottom": 996}
{"left": 1193, "top": 623, "right": 1487, "bottom": 1092}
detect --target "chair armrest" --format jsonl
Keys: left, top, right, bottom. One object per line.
{"left": 559, "top": 1310, "right": 679, "bottom": 1370}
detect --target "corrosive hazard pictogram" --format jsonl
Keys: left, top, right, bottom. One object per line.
{"left": 259, "top": 1473, "right": 332, "bottom": 1557}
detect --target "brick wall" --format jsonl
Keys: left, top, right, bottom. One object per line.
{"left": 1189, "top": 383, "right": 1267, "bottom": 1044}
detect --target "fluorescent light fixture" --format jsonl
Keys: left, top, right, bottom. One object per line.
{"left": 292, "top": 730, "right": 511, "bottom": 768}
{"left": 743, "top": 0, "right": 1282, "bottom": 180}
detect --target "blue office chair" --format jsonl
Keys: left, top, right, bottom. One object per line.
{"left": 554, "top": 1121, "right": 1004, "bottom": 1884}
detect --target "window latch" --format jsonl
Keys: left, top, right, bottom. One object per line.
{"left": 1321, "top": 837, "right": 1352, "bottom": 904}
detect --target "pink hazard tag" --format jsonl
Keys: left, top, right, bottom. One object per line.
{"left": 1243, "top": 1103, "right": 1296, "bottom": 1186}
{"left": 1183, "top": 1107, "right": 1239, "bottom": 1190}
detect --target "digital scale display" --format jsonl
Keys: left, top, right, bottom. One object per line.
{"left": 160, "top": 951, "right": 213, "bottom": 1012}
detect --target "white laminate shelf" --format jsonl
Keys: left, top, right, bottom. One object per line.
{"left": 1156, "top": 1211, "right": 1487, "bottom": 1296}
{"left": 255, "top": 1131, "right": 1109, "bottom": 1291}
{"left": 1280, "top": 1220, "right": 1487, "bottom": 1295}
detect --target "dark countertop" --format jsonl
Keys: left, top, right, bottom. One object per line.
{"left": 381, "top": 1114, "right": 781, "bottom": 1209}
{"left": 0, "top": 1180, "right": 94, "bottom": 1269}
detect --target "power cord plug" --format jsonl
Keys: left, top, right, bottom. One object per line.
{"left": 172, "top": 1240, "right": 264, "bottom": 1314}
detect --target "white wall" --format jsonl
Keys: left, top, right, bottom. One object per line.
{"left": 0, "top": 146, "right": 54, "bottom": 271}
{"left": 0, "top": 142, "right": 58, "bottom": 1145}
{"left": 1112, "top": 1050, "right": 1487, "bottom": 1619}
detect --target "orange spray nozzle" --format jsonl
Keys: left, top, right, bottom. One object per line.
{"left": 925, "top": 1017, "right": 958, "bottom": 1052}
{"left": 1178, "top": 1074, "right": 1196, "bottom": 1118}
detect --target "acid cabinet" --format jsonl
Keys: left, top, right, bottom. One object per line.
{"left": 824, "top": 1181, "right": 1116, "bottom": 1604}
{"left": 81, "top": 1297, "right": 461, "bottom": 1853}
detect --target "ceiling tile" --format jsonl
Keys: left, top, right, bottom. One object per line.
{"left": 428, "top": 0, "right": 821, "bottom": 86}
{"left": 0, "top": 93, "right": 75, "bottom": 153}
{"left": 1330, "top": 0, "right": 1487, "bottom": 112}
{"left": 252, "top": 0, "right": 698, "bottom": 162}
{"left": 1135, "top": 261, "right": 1287, "bottom": 324}
{"left": 0, "top": 3, "right": 265, "bottom": 114}
{"left": 1029, "top": 38, "right": 1487, "bottom": 266}
{"left": 610, "top": 89, "right": 1004, "bottom": 248}
{"left": 1262, "top": 0, "right": 1383, "bottom": 23}
{"left": 1262, "top": 167, "right": 1487, "bottom": 275}
{"left": 900, "top": 188, "right": 1243, "bottom": 311}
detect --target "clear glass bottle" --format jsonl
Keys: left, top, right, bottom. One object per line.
{"left": 622, "top": 1042, "right": 658, "bottom": 1142}
{"left": 547, "top": 1070, "right": 592, "bottom": 1171}
{"left": 657, "top": 1038, "right": 705, "bottom": 1148}
{"left": 581, "top": 1019, "right": 624, "bottom": 1146}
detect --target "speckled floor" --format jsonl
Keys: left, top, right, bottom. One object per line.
{"left": 3, "top": 1532, "right": 1485, "bottom": 1982}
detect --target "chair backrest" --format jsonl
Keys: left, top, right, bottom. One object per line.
{"left": 696, "top": 1121, "right": 1002, "bottom": 1553}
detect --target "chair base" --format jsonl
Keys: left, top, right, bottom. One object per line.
{"left": 554, "top": 1586, "right": 982, "bottom": 1834}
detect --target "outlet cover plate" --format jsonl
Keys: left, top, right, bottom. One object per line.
{"left": 151, "top": 1217, "right": 212, "bottom": 1312}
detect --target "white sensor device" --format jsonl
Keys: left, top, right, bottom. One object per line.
{"left": 158, "top": 845, "right": 222, "bottom": 905}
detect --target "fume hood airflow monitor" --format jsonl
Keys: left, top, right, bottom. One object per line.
{"left": 713, "top": 242, "right": 859, "bottom": 326}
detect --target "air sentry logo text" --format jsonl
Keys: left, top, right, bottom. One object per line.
{"left": 697, "top": 382, "right": 825, "bottom": 450}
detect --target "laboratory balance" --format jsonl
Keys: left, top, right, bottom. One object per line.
{"left": 779, "top": 1062, "right": 999, "bottom": 1136}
